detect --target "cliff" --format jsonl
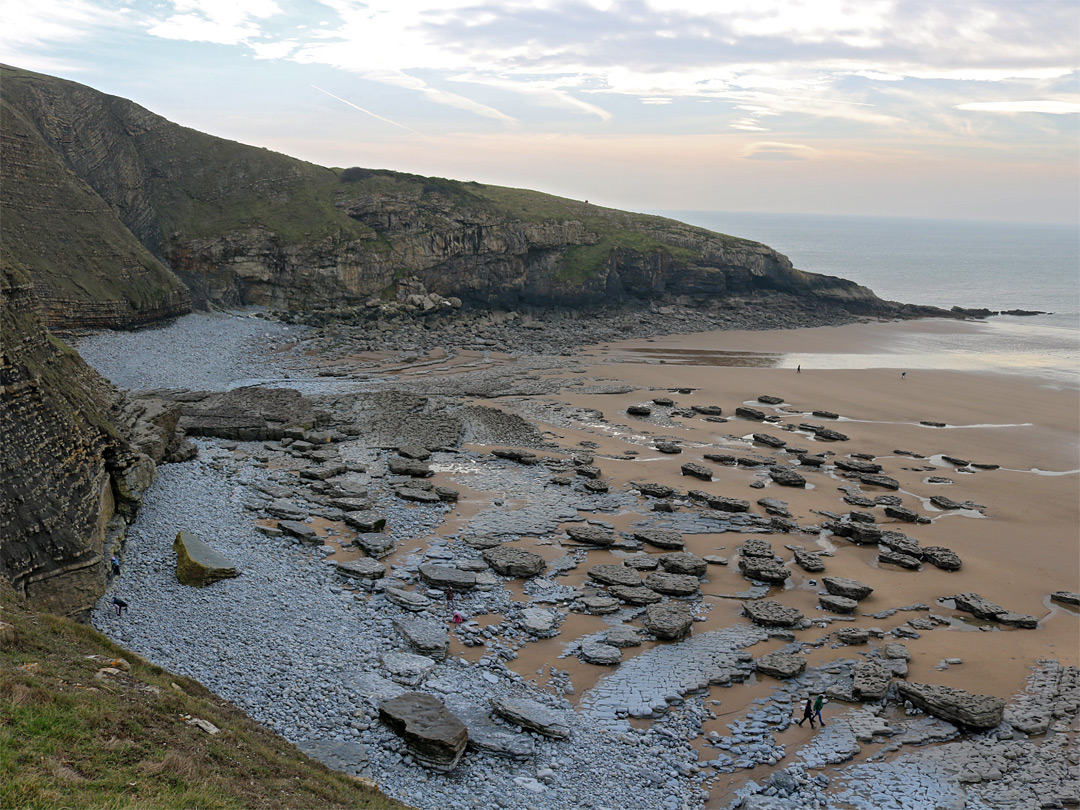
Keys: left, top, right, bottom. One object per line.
{"left": 0, "top": 64, "right": 921, "bottom": 321}
{"left": 0, "top": 262, "right": 156, "bottom": 618}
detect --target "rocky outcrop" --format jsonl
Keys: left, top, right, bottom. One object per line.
{"left": 897, "top": 681, "right": 1005, "bottom": 729}
{"left": 173, "top": 532, "right": 239, "bottom": 587}
{"left": 0, "top": 271, "right": 157, "bottom": 618}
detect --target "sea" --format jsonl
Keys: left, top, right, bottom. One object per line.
{"left": 651, "top": 211, "right": 1080, "bottom": 386}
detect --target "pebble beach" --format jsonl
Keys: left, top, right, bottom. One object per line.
{"left": 84, "top": 309, "right": 1079, "bottom": 810}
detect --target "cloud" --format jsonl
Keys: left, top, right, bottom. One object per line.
{"left": 147, "top": 0, "right": 282, "bottom": 46}
{"left": 0, "top": 0, "right": 130, "bottom": 71}
{"left": 740, "top": 141, "right": 819, "bottom": 160}
{"left": 955, "top": 100, "right": 1080, "bottom": 114}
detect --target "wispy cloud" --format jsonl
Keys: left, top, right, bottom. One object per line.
{"left": 955, "top": 100, "right": 1080, "bottom": 114}
{"left": 147, "top": 0, "right": 282, "bottom": 45}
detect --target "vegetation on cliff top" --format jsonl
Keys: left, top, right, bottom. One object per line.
{"left": 0, "top": 582, "right": 409, "bottom": 810}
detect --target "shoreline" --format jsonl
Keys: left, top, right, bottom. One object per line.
{"left": 82, "top": 311, "right": 1079, "bottom": 810}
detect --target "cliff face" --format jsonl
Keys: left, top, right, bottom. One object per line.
{"left": 1, "top": 64, "right": 901, "bottom": 318}
{"left": 0, "top": 266, "right": 155, "bottom": 618}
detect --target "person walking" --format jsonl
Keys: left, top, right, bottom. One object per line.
{"left": 110, "top": 555, "right": 121, "bottom": 577}
{"left": 796, "top": 364, "right": 801, "bottom": 374}
{"left": 813, "top": 694, "right": 827, "bottom": 726}
{"left": 901, "top": 371, "right": 907, "bottom": 380}
{"left": 796, "top": 696, "right": 816, "bottom": 728}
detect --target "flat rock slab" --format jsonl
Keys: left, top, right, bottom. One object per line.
{"left": 482, "top": 546, "right": 546, "bottom": 577}
{"left": 462, "top": 534, "right": 504, "bottom": 550}
{"left": 644, "top": 572, "right": 700, "bottom": 596}
{"left": 582, "top": 595, "right": 621, "bottom": 614}
{"left": 387, "top": 457, "right": 433, "bottom": 477}
{"left": 951, "top": 592, "right": 1008, "bottom": 620}
{"left": 379, "top": 692, "right": 468, "bottom": 771}
{"left": 174, "top": 531, "right": 239, "bottom": 587}
{"left": 658, "top": 551, "right": 707, "bottom": 577}
{"left": 604, "top": 625, "right": 643, "bottom": 648}
{"left": 633, "top": 529, "right": 685, "bottom": 550}
{"left": 819, "top": 594, "right": 859, "bottom": 614}
{"left": 609, "top": 584, "right": 663, "bottom": 605}
{"left": 521, "top": 608, "right": 558, "bottom": 636}
{"left": 643, "top": 602, "right": 693, "bottom": 640}
{"left": 1051, "top": 591, "right": 1080, "bottom": 606}
{"left": 822, "top": 576, "right": 874, "bottom": 601}
{"left": 277, "top": 520, "right": 319, "bottom": 543}
{"left": 742, "top": 600, "right": 804, "bottom": 628}
{"left": 355, "top": 533, "right": 395, "bottom": 559}
{"left": 490, "top": 696, "right": 571, "bottom": 739}
{"left": 394, "top": 617, "right": 449, "bottom": 661}
{"left": 740, "top": 538, "right": 776, "bottom": 558}
{"left": 623, "top": 553, "right": 660, "bottom": 570}
{"left": 858, "top": 473, "right": 900, "bottom": 490}
{"left": 336, "top": 558, "right": 386, "bottom": 580}
{"left": 754, "top": 433, "right": 787, "bottom": 448}
{"left": 836, "top": 627, "right": 870, "bottom": 645}
{"left": 853, "top": 660, "right": 890, "bottom": 701}
{"left": 581, "top": 639, "right": 622, "bottom": 666}
{"left": 879, "top": 549, "right": 921, "bottom": 569}
{"left": 754, "top": 650, "right": 807, "bottom": 679}
{"left": 344, "top": 510, "right": 387, "bottom": 533}
{"left": 588, "top": 564, "right": 642, "bottom": 588}
{"left": 655, "top": 442, "right": 682, "bottom": 454}
{"left": 897, "top": 681, "right": 1005, "bottom": 729}
{"left": 419, "top": 564, "right": 476, "bottom": 591}
{"left": 385, "top": 587, "right": 432, "bottom": 612}
{"left": 635, "top": 482, "right": 676, "bottom": 498}
{"left": 565, "top": 525, "right": 617, "bottom": 546}
{"left": 735, "top": 407, "right": 766, "bottom": 420}
{"left": 382, "top": 651, "right": 437, "bottom": 687}
{"left": 396, "top": 487, "right": 441, "bottom": 503}
{"left": 757, "top": 497, "right": 791, "bottom": 517}
{"left": 442, "top": 698, "right": 534, "bottom": 761}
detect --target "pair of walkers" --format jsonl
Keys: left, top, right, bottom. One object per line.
{"left": 797, "top": 694, "right": 827, "bottom": 728}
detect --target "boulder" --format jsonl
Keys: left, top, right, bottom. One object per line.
{"left": 691, "top": 404, "right": 723, "bottom": 416}
{"left": 643, "top": 602, "right": 693, "bottom": 640}
{"left": 588, "top": 564, "right": 642, "bottom": 588}
{"left": 379, "top": 693, "right": 468, "bottom": 770}
{"left": 609, "top": 584, "right": 663, "bottom": 605}
{"left": 822, "top": 577, "right": 874, "bottom": 601}
{"left": 835, "top": 459, "right": 882, "bottom": 474}
{"left": 336, "top": 558, "right": 387, "bottom": 580}
{"left": 753, "top": 433, "right": 787, "bottom": 448}
{"left": 921, "top": 546, "right": 962, "bottom": 571}
{"left": 565, "top": 525, "right": 617, "bottom": 546}
{"left": 655, "top": 442, "right": 682, "bottom": 454}
{"left": 836, "top": 628, "right": 870, "bottom": 645}
{"left": 623, "top": 553, "right": 660, "bottom": 570}
{"left": 633, "top": 529, "right": 685, "bottom": 550}
{"left": 462, "top": 534, "right": 504, "bottom": 550}
{"left": 680, "top": 462, "right": 713, "bottom": 480}
{"left": 635, "top": 482, "right": 677, "bottom": 498}
{"left": 482, "top": 546, "right": 546, "bottom": 577}
{"left": 858, "top": 473, "right": 900, "bottom": 490}
{"left": 490, "top": 696, "right": 571, "bottom": 739}
{"left": 354, "top": 532, "right": 395, "bottom": 559}
{"left": 442, "top": 699, "right": 534, "bottom": 761}
{"left": 884, "top": 643, "right": 911, "bottom": 660}
{"left": 520, "top": 608, "right": 557, "bottom": 636}
{"left": 658, "top": 551, "right": 707, "bottom": 577}
{"left": 792, "top": 547, "right": 825, "bottom": 572}
{"left": 1051, "top": 591, "right": 1080, "bottom": 606}
{"left": 852, "top": 660, "right": 890, "bottom": 701}
{"left": 768, "top": 466, "right": 806, "bottom": 487}
{"left": 435, "top": 486, "right": 459, "bottom": 502}
{"left": 627, "top": 404, "right": 653, "bottom": 416}
{"left": 738, "top": 557, "right": 791, "bottom": 583}
{"left": 897, "top": 682, "right": 1005, "bottom": 729}
{"left": 575, "top": 465, "right": 602, "bottom": 479}
{"left": 929, "top": 495, "right": 963, "bottom": 510}
{"left": 580, "top": 639, "right": 622, "bottom": 666}
{"left": 707, "top": 495, "right": 751, "bottom": 513}
{"left": 878, "top": 549, "right": 921, "bottom": 569}
{"left": 735, "top": 407, "right": 766, "bottom": 420}
{"left": 396, "top": 444, "right": 431, "bottom": 460}
{"left": 739, "top": 538, "right": 776, "bottom": 558}
{"left": 742, "top": 600, "right": 804, "bottom": 628}
{"left": 173, "top": 532, "right": 239, "bottom": 587}
{"left": 330, "top": 496, "right": 373, "bottom": 511}
{"left": 884, "top": 505, "right": 921, "bottom": 522}
{"left": 644, "top": 572, "right": 701, "bottom": 596}
{"left": 757, "top": 395, "right": 784, "bottom": 405}
{"left": 812, "top": 410, "right": 839, "bottom": 419}
{"left": 818, "top": 594, "right": 858, "bottom": 614}
{"left": 396, "top": 487, "right": 441, "bottom": 503}
{"left": 581, "top": 595, "right": 621, "bottom": 614}
{"left": 492, "top": 448, "right": 539, "bottom": 465}
{"left": 814, "top": 427, "right": 849, "bottom": 441}
{"left": 394, "top": 617, "right": 450, "bottom": 661}
{"left": 382, "top": 651, "right": 437, "bottom": 687}
{"left": 757, "top": 497, "right": 791, "bottom": 517}
{"left": 583, "top": 480, "right": 609, "bottom": 493}
{"left": 797, "top": 454, "right": 827, "bottom": 467}
{"left": 755, "top": 651, "right": 807, "bottom": 679}
{"left": 418, "top": 564, "right": 476, "bottom": 591}
{"left": 387, "top": 457, "right": 433, "bottom": 477}
{"left": 997, "top": 611, "right": 1038, "bottom": 629}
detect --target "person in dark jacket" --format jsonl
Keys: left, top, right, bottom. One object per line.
{"left": 796, "top": 696, "right": 815, "bottom": 728}
{"left": 813, "top": 694, "right": 827, "bottom": 726}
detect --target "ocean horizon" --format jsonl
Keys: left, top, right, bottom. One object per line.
{"left": 649, "top": 210, "right": 1079, "bottom": 386}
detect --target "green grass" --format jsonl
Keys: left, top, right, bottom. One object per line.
{"left": 0, "top": 583, "right": 411, "bottom": 810}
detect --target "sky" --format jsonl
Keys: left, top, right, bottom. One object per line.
{"left": 2, "top": 0, "right": 1078, "bottom": 223}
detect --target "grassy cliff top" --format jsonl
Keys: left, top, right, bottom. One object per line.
{"left": 0, "top": 582, "right": 410, "bottom": 810}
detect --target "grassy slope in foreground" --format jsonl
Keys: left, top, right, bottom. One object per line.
{"left": 0, "top": 583, "right": 410, "bottom": 810}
